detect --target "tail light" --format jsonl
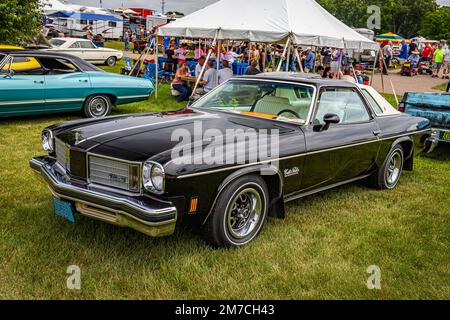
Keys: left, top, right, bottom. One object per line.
{"left": 398, "top": 102, "right": 405, "bottom": 112}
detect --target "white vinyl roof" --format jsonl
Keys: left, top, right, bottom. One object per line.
{"left": 158, "top": 0, "right": 379, "bottom": 50}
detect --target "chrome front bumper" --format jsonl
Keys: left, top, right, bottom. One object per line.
{"left": 30, "top": 156, "right": 177, "bottom": 237}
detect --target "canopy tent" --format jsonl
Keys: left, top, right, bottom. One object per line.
{"left": 48, "top": 11, "right": 122, "bottom": 22}
{"left": 158, "top": 0, "right": 378, "bottom": 50}
{"left": 375, "top": 32, "right": 408, "bottom": 43}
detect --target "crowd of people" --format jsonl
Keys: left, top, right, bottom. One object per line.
{"left": 383, "top": 39, "right": 450, "bottom": 79}
{"left": 159, "top": 39, "right": 366, "bottom": 101}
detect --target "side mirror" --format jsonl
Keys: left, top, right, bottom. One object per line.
{"left": 322, "top": 113, "right": 340, "bottom": 131}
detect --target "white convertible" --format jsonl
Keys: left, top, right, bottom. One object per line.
{"left": 46, "top": 38, "right": 123, "bottom": 66}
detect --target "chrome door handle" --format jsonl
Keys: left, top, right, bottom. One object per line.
{"left": 373, "top": 130, "right": 382, "bottom": 136}
{"left": 34, "top": 80, "right": 44, "bottom": 84}
{"left": 78, "top": 79, "right": 88, "bottom": 83}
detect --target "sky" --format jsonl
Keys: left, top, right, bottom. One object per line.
{"left": 69, "top": 0, "right": 450, "bottom": 15}
{"left": 69, "top": 0, "right": 219, "bottom": 14}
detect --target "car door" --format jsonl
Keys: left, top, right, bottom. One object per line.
{"left": 300, "top": 86, "right": 381, "bottom": 191}
{"left": 0, "top": 56, "right": 46, "bottom": 116}
{"left": 43, "top": 57, "right": 91, "bottom": 112}
{"left": 79, "top": 41, "right": 103, "bottom": 63}
{"left": 65, "top": 41, "right": 83, "bottom": 59}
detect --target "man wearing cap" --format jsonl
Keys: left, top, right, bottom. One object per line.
{"left": 408, "top": 50, "right": 420, "bottom": 69}
{"left": 304, "top": 47, "right": 315, "bottom": 73}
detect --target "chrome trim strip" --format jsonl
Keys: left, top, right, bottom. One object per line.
{"left": 284, "top": 174, "right": 372, "bottom": 202}
{"left": 117, "top": 94, "right": 150, "bottom": 99}
{"left": 46, "top": 98, "right": 84, "bottom": 103}
{"left": 174, "top": 129, "right": 430, "bottom": 179}
{"left": 0, "top": 100, "right": 45, "bottom": 106}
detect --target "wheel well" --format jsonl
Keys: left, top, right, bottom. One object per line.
{"left": 399, "top": 140, "right": 414, "bottom": 171}
{"left": 85, "top": 93, "right": 117, "bottom": 106}
{"left": 260, "top": 173, "right": 285, "bottom": 219}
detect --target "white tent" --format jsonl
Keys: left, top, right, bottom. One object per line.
{"left": 158, "top": 0, "right": 378, "bottom": 50}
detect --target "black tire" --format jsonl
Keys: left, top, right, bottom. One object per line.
{"left": 369, "top": 144, "right": 404, "bottom": 190}
{"left": 202, "top": 175, "right": 269, "bottom": 248}
{"left": 83, "top": 95, "right": 112, "bottom": 118}
{"left": 105, "top": 56, "right": 117, "bottom": 66}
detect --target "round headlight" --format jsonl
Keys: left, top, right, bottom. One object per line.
{"left": 143, "top": 161, "right": 165, "bottom": 194}
{"left": 42, "top": 129, "right": 54, "bottom": 152}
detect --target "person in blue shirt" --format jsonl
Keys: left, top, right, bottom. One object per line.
{"left": 400, "top": 40, "right": 409, "bottom": 60}
{"left": 304, "top": 48, "right": 315, "bottom": 72}
{"left": 408, "top": 50, "right": 420, "bottom": 68}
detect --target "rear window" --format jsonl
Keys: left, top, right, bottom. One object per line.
{"left": 50, "top": 39, "right": 66, "bottom": 47}
{"left": 361, "top": 89, "right": 384, "bottom": 115}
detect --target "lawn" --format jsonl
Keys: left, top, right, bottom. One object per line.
{"left": 0, "top": 61, "right": 448, "bottom": 299}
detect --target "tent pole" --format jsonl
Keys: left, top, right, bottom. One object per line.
{"left": 216, "top": 39, "right": 221, "bottom": 85}
{"left": 277, "top": 38, "right": 290, "bottom": 72}
{"left": 263, "top": 45, "right": 267, "bottom": 72}
{"left": 155, "top": 35, "right": 159, "bottom": 99}
{"left": 370, "top": 49, "right": 379, "bottom": 86}
{"left": 192, "top": 33, "right": 218, "bottom": 96}
{"left": 294, "top": 47, "right": 304, "bottom": 73}
{"left": 286, "top": 44, "right": 291, "bottom": 72}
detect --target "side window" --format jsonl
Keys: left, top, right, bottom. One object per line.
{"left": 361, "top": 89, "right": 385, "bottom": 115}
{"left": 315, "top": 88, "right": 370, "bottom": 124}
{"left": 69, "top": 42, "right": 81, "bottom": 49}
{"left": 1, "top": 56, "right": 44, "bottom": 75}
{"left": 79, "top": 41, "right": 96, "bottom": 49}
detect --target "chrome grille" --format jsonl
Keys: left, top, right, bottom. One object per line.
{"left": 55, "top": 138, "right": 69, "bottom": 171}
{"left": 88, "top": 155, "right": 140, "bottom": 192}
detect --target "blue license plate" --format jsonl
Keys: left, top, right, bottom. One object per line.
{"left": 53, "top": 197, "right": 75, "bottom": 223}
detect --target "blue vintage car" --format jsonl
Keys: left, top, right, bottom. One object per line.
{"left": 0, "top": 51, "right": 154, "bottom": 118}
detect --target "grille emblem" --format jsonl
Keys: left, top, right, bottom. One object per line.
{"left": 108, "top": 173, "right": 127, "bottom": 184}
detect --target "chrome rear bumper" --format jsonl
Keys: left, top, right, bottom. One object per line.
{"left": 30, "top": 156, "right": 177, "bottom": 237}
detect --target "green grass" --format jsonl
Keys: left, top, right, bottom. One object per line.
{"left": 433, "top": 82, "right": 449, "bottom": 91}
{"left": 0, "top": 64, "right": 449, "bottom": 300}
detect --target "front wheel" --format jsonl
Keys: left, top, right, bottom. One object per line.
{"left": 202, "top": 175, "right": 269, "bottom": 248}
{"left": 105, "top": 56, "right": 117, "bottom": 66}
{"left": 83, "top": 95, "right": 112, "bottom": 118}
{"left": 369, "top": 144, "right": 404, "bottom": 189}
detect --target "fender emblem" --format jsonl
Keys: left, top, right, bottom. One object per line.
{"left": 284, "top": 167, "right": 300, "bottom": 177}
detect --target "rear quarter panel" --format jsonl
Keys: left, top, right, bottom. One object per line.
{"left": 87, "top": 72, "right": 153, "bottom": 105}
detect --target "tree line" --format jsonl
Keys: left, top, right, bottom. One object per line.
{"left": 318, "top": 0, "right": 450, "bottom": 40}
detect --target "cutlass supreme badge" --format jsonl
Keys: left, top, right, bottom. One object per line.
{"left": 284, "top": 167, "right": 300, "bottom": 177}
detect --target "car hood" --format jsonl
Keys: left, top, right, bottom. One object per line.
{"left": 54, "top": 108, "right": 297, "bottom": 163}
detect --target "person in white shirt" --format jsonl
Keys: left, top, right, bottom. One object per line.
{"left": 218, "top": 60, "right": 234, "bottom": 84}
{"left": 197, "top": 60, "right": 218, "bottom": 94}
{"left": 224, "top": 48, "right": 243, "bottom": 64}
{"left": 195, "top": 56, "right": 206, "bottom": 78}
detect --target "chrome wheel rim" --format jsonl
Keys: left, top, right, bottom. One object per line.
{"left": 227, "top": 188, "right": 262, "bottom": 239}
{"left": 107, "top": 57, "right": 115, "bottom": 66}
{"left": 89, "top": 97, "right": 108, "bottom": 117}
{"left": 386, "top": 151, "right": 402, "bottom": 185}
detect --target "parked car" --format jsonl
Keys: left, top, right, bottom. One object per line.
{"left": 46, "top": 38, "right": 123, "bottom": 66}
{"left": 0, "top": 51, "right": 153, "bottom": 118}
{"left": 30, "top": 74, "right": 435, "bottom": 247}
{"left": 399, "top": 92, "right": 450, "bottom": 145}
{"left": 0, "top": 45, "right": 41, "bottom": 71}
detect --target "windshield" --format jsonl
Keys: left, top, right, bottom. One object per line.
{"left": 191, "top": 80, "right": 315, "bottom": 124}
{"left": 50, "top": 39, "right": 66, "bottom": 47}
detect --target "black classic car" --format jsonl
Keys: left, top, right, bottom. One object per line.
{"left": 30, "top": 73, "right": 436, "bottom": 247}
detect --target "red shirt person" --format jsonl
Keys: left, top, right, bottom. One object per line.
{"left": 421, "top": 43, "right": 432, "bottom": 61}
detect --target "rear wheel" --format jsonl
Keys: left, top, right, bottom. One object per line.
{"left": 202, "top": 175, "right": 269, "bottom": 248}
{"left": 369, "top": 144, "right": 404, "bottom": 189}
{"left": 83, "top": 95, "right": 112, "bottom": 118}
{"left": 105, "top": 56, "right": 117, "bottom": 66}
